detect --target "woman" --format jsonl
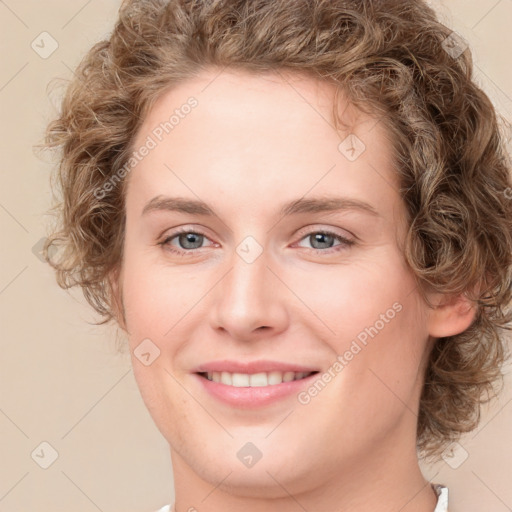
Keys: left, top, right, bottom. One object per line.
{"left": 43, "top": 0, "right": 512, "bottom": 510}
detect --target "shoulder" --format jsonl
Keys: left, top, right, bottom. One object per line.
{"left": 153, "top": 506, "right": 171, "bottom": 512}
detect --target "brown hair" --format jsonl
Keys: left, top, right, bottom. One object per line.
{"left": 40, "top": 0, "right": 512, "bottom": 458}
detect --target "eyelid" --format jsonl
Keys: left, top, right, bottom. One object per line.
{"left": 292, "top": 230, "right": 355, "bottom": 255}
{"left": 158, "top": 224, "right": 356, "bottom": 255}
{"left": 294, "top": 224, "right": 356, "bottom": 243}
{"left": 159, "top": 226, "right": 354, "bottom": 243}
{"left": 159, "top": 226, "right": 215, "bottom": 247}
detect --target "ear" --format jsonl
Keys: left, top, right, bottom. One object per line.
{"left": 108, "top": 266, "right": 127, "bottom": 332}
{"left": 427, "top": 291, "right": 478, "bottom": 338}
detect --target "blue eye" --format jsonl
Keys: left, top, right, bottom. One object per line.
{"left": 159, "top": 228, "right": 212, "bottom": 256}
{"left": 296, "top": 230, "right": 355, "bottom": 253}
{"left": 158, "top": 228, "right": 354, "bottom": 256}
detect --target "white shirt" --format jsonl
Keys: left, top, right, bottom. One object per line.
{"left": 154, "top": 483, "right": 449, "bottom": 512}
{"left": 433, "top": 484, "right": 449, "bottom": 511}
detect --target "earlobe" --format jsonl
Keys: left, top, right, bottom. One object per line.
{"left": 427, "top": 292, "right": 478, "bottom": 338}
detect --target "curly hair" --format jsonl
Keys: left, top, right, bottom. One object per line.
{"left": 40, "top": 0, "right": 512, "bottom": 458}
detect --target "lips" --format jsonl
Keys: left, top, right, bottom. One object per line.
{"left": 192, "top": 360, "right": 320, "bottom": 407}
{"left": 193, "top": 359, "right": 319, "bottom": 374}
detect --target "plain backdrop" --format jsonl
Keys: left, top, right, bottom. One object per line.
{"left": 0, "top": 1, "right": 511, "bottom": 511}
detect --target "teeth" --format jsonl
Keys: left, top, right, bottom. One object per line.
{"left": 220, "top": 372, "right": 232, "bottom": 385}
{"left": 267, "top": 371, "right": 283, "bottom": 385}
{"left": 249, "top": 372, "right": 268, "bottom": 387}
{"left": 203, "top": 371, "right": 313, "bottom": 387}
{"left": 283, "top": 371, "right": 295, "bottom": 382}
{"left": 232, "top": 373, "right": 250, "bottom": 387}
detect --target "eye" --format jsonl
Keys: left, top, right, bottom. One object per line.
{"left": 295, "top": 229, "right": 355, "bottom": 253}
{"left": 158, "top": 228, "right": 215, "bottom": 256}
{"left": 158, "top": 227, "right": 355, "bottom": 257}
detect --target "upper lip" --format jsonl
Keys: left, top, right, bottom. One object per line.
{"left": 192, "top": 360, "right": 319, "bottom": 374}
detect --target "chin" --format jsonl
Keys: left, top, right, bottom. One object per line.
{"left": 195, "top": 457, "right": 310, "bottom": 499}
{"left": 180, "top": 434, "right": 315, "bottom": 496}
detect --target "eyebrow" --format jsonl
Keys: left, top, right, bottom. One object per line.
{"left": 141, "top": 195, "right": 380, "bottom": 218}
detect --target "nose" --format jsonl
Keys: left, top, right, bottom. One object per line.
{"left": 210, "top": 241, "right": 289, "bottom": 342}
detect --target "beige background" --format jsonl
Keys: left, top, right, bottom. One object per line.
{"left": 0, "top": 1, "right": 511, "bottom": 511}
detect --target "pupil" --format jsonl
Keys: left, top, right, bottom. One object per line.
{"left": 312, "top": 233, "right": 333, "bottom": 249}
{"left": 181, "top": 233, "right": 202, "bottom": 249}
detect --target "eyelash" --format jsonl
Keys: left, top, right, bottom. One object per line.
{"left": 158, "top": 227, "right": 355, "bottom": 257}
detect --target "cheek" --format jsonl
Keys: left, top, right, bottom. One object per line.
{"left": 121, "top": 247, "right": 210, "bottom": 344}
{"left": 295, "top": 286, "right": 428, "bottom": 455}
{"left": 294, "top": 251, "right": 429, "bottom": 400}
{"left": 287, "top": 251, "right": 420, "bottom": 348}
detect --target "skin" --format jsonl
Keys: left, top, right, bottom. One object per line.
{"left": 114, "top": 69, "right": 475, "bottom": 512}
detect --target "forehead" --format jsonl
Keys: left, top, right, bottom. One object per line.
{"left": 134, "top": 68, "right": 385, "bottom": 151}
{"left": 126, "top": 69, "right": 400, "bottom": 221}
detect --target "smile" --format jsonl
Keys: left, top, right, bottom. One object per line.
{"left": 198, "top": 371, "right": 317, "bottom": 387}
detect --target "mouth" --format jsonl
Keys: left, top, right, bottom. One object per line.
{"left": 192, "top": 362, "right": 321, "bottom": 408}
{"left": 197, "top": 370, "right": 319, "bottom": 387}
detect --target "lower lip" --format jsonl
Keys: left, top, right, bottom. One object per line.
{"left": 194, "top": 373, "right": 318, "bottom": 408}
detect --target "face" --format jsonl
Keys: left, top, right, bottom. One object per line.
{"left": 118, "top": 69, "right": 436, "bottom": 496}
